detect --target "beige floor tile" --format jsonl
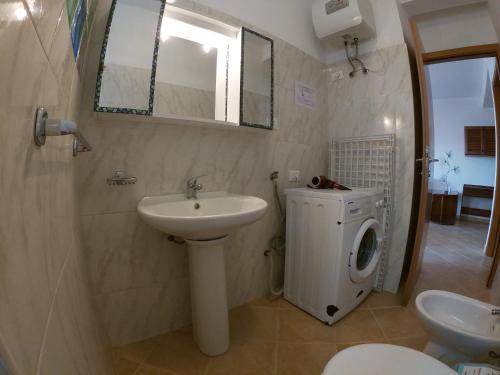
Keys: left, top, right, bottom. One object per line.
{"left": 249, "top": 296, "right": 283, "bottom": 309}
{"left": 113, "top": 336, "right": 162, "bottom": 363}
{"left": 335, "top": 340, "right": 387, "bottom": 352}
{"left": 279, "top": 307, "right": 384, "bottom": 344}
{"left": 365, "top": 291, "right": 402, "bottom": 309}
{"left": 329, "top": 309, "right": 385, "bottom": 344}
{"left": 387, "top": 335, "right": 429, "bottom": 351}
{"left": 277, "top": 342, "right": 337, "bottom": 375}
{"left": 144, "top": 329, "right": 210, "bottom": 375}
{"left": 371, "top": 307, "right": 425, "bottom": 339}
{"left": 206, "top": 341, "right": 276, "bottom": 375}
{"left": 354, "top": 297, "right": 371, "bottom": 310}
{"left": 279, "top": 299, "right": 299, "bottom": 310}
{"left": 134, "top": 364, "right": 176, "bottom": 375}
{"left": 278, "top": 307, "right": 334, "bottom": 343}
{"left": 229, "top": 305, "right": 279, "bottom": 342}
{"left": 112, "top": 355, "right": 140, "bottom": 375}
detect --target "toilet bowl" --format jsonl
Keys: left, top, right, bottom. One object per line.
{"left": 416, "top": 290, "right": 500, "bottom": 364}
{"left": 322, "top": 344, "right": 457, "bottom": 374}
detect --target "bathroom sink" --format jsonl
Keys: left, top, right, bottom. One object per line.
{"left": 138, "top": 191, "right": 267, "bottom": 355}
{"left": 137, "top": 191, "right": 268, "bottom": 240}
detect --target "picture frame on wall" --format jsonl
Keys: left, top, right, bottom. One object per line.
{"left": 68, "top": 0, "right": 87, "bottom": 60}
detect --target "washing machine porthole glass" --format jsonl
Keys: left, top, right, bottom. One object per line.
{"left": 356, "top": 228, "right": 378, "bottom": 270}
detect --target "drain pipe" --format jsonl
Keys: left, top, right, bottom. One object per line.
{"left": 264, "top": 171, "right": 286, "bottom": 296}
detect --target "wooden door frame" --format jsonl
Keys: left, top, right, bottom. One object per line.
{"left": 400, "top": 20, "right": 500, "bottom": 304}
{"left": 487, "top": 68, "right": 500, "bottom": 287}
{"left": 400, "top": 20, "right": 431, "bottom": 305}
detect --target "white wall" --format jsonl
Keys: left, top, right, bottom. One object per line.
{"left": 488, "top": 0, "right": 500, "bottom": 41}
{"left": 193, "top": 0, "right": 324, "bottom": 61}
{"left": 324, "top": 0, "right": 405, "bottom": 64}
{"left": 415, "top": 3, "right": 498, "bottom": 52}
{"left": 431, "top": 97, "right": 496, "bottom": 193}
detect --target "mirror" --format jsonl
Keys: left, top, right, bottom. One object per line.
{"left": 154, "top": 9, "right": 230, "bottom": 121}
{"left": 95, "top": 3, "right": 274, "bottom": 130}
{"left": 95, "top": 0, "right": 163, "bottom": 114}
{"left": 240, "top": 28, "right": 274, "bottom": 129}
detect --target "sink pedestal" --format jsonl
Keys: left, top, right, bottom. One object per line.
{"left": 186, "top": 237, "right": 230, "bottom": 356}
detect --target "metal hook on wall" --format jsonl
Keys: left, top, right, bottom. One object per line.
{"left": 344, "top": 37, "right": 368, "bottom": 78}
{"left": 33, "top": 107, "right": 92, "bottom": 157}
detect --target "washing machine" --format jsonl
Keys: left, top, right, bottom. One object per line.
{"left": 284, "top": 187, "right": 385, "bottom": 325}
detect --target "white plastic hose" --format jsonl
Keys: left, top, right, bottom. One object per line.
{"left": 267, "top": 248, "right": 284, "bottom": 296}
{"left": 266, "top": 178, "right": 286, "bottom": 296}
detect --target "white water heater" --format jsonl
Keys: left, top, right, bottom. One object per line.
{"left": 312, "top": 0, "right": 375, "bottom": 42}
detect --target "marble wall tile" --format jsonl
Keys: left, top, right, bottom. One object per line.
{"left": 81, "top": 212, "right": 188, "bottom": 294}
{"left": 26, "top": 0, "right": 66, "bottom": 53}
{"left": 100, "top": 64, "right": 151, "bottom": 110}
{"left": 95, "top": 278, "right": 192, "bottom": 345}
{"left": 242, "top": 90, "right": 272, "bottom": 126}
{"left": 78, "top": 0, "right": 328, "bottom": 345}
{"left": 326, "top": 44, "right": 415, "bottom": 292}
{"left": 154, "top": 81, "right": 216, "bottom": 119}
{"left": 38, "top": 251, "right": 113, "bottom": 375}
{"left": 0, "top": 1, "right": 113, "bottom": 374}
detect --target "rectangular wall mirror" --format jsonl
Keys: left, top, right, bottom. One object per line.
{"left": 240, "top": 28, "right": 274, "bottom": 129}
{"left": 154, "top": 7, "right": 231, "bottom": 121}
{"left": 95, "top": 0, "right": 163, "bottom": 114}
{"left": 95, "top": 2, "right": 274, "bottom": 131}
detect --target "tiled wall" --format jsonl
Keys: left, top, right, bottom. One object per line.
{"left": 326, "top": 44, "right": 415, "bottom": 292}
{"left": 154, "top": 82, "right": 216, "bottom": 119}
{"left": 77, "top": 0, "right": 329, "bottom": 346}
{"left": 0, "top": 0, "right": 113, "bottom": 374}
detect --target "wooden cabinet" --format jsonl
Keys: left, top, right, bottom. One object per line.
{"left": 464, "top": 126, "right": 495, "bottom": 156}
{"left": 431, "top": 191, "right": 458, "bottom": 225}
{"left": 461, "top": 184, "right": 494, "bottom": 218}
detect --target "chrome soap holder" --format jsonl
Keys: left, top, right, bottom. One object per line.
{"left": 33, "top": 107, "right": 92, "bottom": 157}
{"left": 107, "top": 170, "right": 137, "bottom": 186}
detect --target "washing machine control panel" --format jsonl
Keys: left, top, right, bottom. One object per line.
{"left": 344, "top": 197, "right": 372, "bottom": 220}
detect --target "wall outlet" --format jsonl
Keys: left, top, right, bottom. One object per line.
{"left": 331, "top": 70, "right": 344, "bottom": 81}
{"left": 288, "top": 170, "right": 300, "bottom": 183}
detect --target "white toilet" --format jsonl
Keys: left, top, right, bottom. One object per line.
{"left": 322, "top": 344, "right": 457, "bottom": 374}
{"left": 416, "top": 290, "right": 500, "bottom": 364}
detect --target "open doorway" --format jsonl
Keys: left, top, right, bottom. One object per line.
{"left": 399, "top": 37, "right": 500, "bottom": 305}
{"left": 412, "top": 57, "right": 497, "bottom": 300}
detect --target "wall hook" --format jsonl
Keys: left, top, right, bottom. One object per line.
{"left": 33, "top": 107, "right": 92, "bottom": 157}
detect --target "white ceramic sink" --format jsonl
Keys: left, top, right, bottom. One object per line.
{"left": 137, "top": 191, "right": 268, "bottom": 356}
{"left": 137, "top": 191, "right": 268, "bottom": 240}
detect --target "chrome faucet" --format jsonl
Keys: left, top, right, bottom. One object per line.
{"left": 492, "top": 309, "right": 500, "bottom": 316}
{"left": 186, "top": 175, "right": 206, "bottom": 199}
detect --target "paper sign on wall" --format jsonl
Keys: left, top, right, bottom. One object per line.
{"left": 295, "top": 81, "right": 317, "bottom": 109}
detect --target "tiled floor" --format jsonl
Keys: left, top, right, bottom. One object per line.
{"left": 112, "top": 220, "right": 491, "bottom": 375}
{"left": 413, "top": 220, "right": 492, "bottom": 304}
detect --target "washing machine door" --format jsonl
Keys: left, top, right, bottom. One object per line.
{"left": 349, "top": 218, "right": 383, "bottom": 283}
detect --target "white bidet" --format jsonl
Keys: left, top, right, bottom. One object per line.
{"left": 416, "top": 290, "right": 500, "bottom": 365}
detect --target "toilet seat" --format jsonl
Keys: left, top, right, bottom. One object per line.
{"left": 322, "top": 344, "right": 456, "bottom": 375}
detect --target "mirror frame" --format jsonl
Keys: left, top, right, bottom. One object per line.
{"left": 239, "top": 27, "right": 274, "bottom": 130}
{"left": 94, "top": 0, "right": 166, "bottom": 115}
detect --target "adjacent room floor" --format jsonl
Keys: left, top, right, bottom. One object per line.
{"left": 414, "top": 220, "right": 493, "bottom": 304}
{"left": 112, "top": 220, "right": 493, "bottom": 375}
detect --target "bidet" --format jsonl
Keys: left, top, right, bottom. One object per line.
{"left": 416, "top": 290, "right": 500, "bottom": 365}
